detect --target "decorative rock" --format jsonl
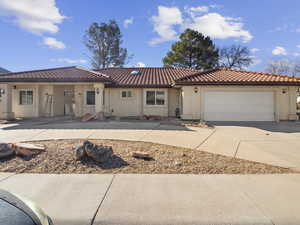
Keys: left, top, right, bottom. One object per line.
{"left": 174, "top": 161, "right": 182, "bottom": 166}
{"left": 83, "top": 141, "right": 113, "bottom": 163}
{"left": 132, "top": 151, "right": 151, "bottom": 160}
{"left": 74, "top": 144, "right": 86, "bottom": 161}
{"left": 0, "top": 143, "right": 14, "bottom": 159}
{"left": 81, "top": 113, "right": 93, "bottom": 122}
{"left": 12, "top": 143, "right": 45, "bottom": 157}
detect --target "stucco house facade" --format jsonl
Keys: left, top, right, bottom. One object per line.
{"left": 0, "top": 66, "right": 299, "bottom": 122}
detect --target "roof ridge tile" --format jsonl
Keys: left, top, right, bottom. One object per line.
{"left": 3, "top": 66, "right": 77, "bottom": 76}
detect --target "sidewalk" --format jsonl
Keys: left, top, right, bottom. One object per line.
{"left": 0, "top": 173, "right": 299, "bottom": 225}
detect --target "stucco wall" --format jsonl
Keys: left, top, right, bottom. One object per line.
{"left": 181, "top": 85, "right": 299, "bottom": 121}
{"left": 0, "top": 84, "right": 14, "bottom": 119}
{"left": 52, "top": 86, "right": 74, "bottom": 116}
{"left": 74, "top": 85, "right": 95, "bottom": 117}
{"left": 11, "top": 85, "right": 76, "bottom": 118}
{"left": 104, "top": 88, "right": 143, "bottom": 117}
{"left": 12, "top": 85, "right": 38, "bottom": 118}
{"left": 168, "top": 88, "right": 180, "bottom": 117}
{"left": 39, "top": 85, "right": 54, "bottom": 117}
{"left": 104, "top": 88, "right": 177, "bottom": 118}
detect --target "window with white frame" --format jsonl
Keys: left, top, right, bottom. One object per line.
{"left": 121, "top": 90, "right": 132, "bottom": 98}
{"left": 146, "top": 90, "right": 165, "bottom": 105}
{"left": 19, "top": 90, "right": 33, "bottom": 105}
{"left": 86, "top": 91, "right": 95, "bottom": 105}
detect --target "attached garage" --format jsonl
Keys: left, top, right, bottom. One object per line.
{"left": 203, "top": 91, "right": 275, "bottom": 121}
{"left": 177, "top": 68, "right": 300, "bottom": 122}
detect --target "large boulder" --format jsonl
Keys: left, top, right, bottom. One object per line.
{"left": 0, "top": 143, "right": 14, "bottom": 159}
{"left": 83, "top": 141, "right": 113, "bottom": 163}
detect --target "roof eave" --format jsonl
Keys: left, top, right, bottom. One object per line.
{"left": 175, "top": 82, "right": 300, "bottom": 86}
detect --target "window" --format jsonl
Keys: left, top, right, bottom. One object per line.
{"left": 121, "top": 90, "right": 132, "bottom": 98}
{"left": 146, "top": 90, "right": 165, "bottom": 105}
{"left": 86, "top": 91, "right": 95, "bottom": 105}
{"left": 19, "top": 90, "right": 33, "bottom": 105}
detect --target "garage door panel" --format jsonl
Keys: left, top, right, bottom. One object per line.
{"left": 204, "top": 91, "right": 274, "bottom": 121}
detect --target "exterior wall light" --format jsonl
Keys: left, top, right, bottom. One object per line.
{"left": 0, "top": 89, "right": 5, "bottom": 95}
{"left": 282, "top": 88, "right": 287, "bottom": 94}
{"left": 194, "top": 87, "right": 198, "bottom": 93}
{"left": 96, "top": 88, "right": 100, "bottom": 94}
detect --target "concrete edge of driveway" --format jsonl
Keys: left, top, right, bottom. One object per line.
{"left": 1, "top": 173, "right": 300, "bottom": 225}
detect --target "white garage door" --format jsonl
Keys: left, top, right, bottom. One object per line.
{"left": 204, "top": 91, "right": 274, "bottom": 121}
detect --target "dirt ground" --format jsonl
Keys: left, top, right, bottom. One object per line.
{"left": 0, "top": 139, "right": 297, "bottom": 174}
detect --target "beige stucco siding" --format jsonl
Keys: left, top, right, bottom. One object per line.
{"left": 181, "top": 85, "right": 299, "bottom": 121}
{"left": 12, "top": 85, "right": 38, "bottom": 118}
{"left": 51, "top": 86, "right": 74, "bottom": 116}
{"left": 181, "top": 86, "right": 201, "bottom": 120}
{"left": 74, "top": 85, "right": 95, "bottom": 117}
{"left": 38, "top": 85, "right": 54, "bottom": 117}
{"left": 6, "top": 83, "right": 297, "bottom": 121}
{"left": 104, "top": 88, "right": 143, "bottom": 117}
{"left": 168, "top": 88, "right": 180, "bottom": 117}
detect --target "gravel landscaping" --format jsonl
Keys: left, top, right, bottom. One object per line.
{"left": 0, "top": 139, "right": 297, "bottom": 174}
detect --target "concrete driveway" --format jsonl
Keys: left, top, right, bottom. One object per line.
{"left": 0, "top": 119, "right": 300, "bottom": 169}
{"left": 1, "top": 173, "right": 300, "bottom": 225}
{"left": 199, "top": 122, "right": 300, "bottom": 169}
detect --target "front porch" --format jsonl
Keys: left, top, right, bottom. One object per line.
{"left": 0, "top": 83, "right": 105, "bottom": 120}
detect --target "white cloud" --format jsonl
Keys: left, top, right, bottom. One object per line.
{"left": 189, "top": 6, "right": 209, "bottom": 13}
{"left": 43, "top": 37, "right": 65, "bottom": 49}
{"left": 136, "top": 62, "right": 146, "bottom": 67}
{"left": 293, "top": 53, "right": 300, "bottom": 57}
{"left": 124, "top": 17, "right": 133, "bottom": 28}
{"left": 150, "top": 6, "right": 183, "bottom": 45}
{"left": 185, "top": 13, "right": 252, "bottom": 42}
{"left": 150, "top": 6, "right": 252, "bottom": 44}
{"left": 0, "top": 0, "right": 65, "bottom": 34}
{"left": 250, "top": 48, "right": 260, "bottom": 53}
{"left": 209, "top": 4, "right": 223, "bottom": 9}
{"left": 51, "top": 58, "right": 87, "bottom": 64}
{"left": 297, "top": 45, "right": 300, "bottom": 49}
{"left": 272, "top": 46, "right": 287, "bottom": 55}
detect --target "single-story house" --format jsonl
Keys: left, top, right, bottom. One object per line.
{"left": 0, "top": 66, "right": 299, "bottom": 122}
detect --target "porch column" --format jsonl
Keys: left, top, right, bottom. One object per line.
{"left": 94, "top": 83, "right": 104, "bottom": 113}
{"left": 0, "top": 84, "right": 15, "bottom": 120}
{"left": 35, "top": 85, "right": 40, "bottom": 117}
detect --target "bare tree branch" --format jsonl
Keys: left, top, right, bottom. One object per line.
{"left": 218, "top": 45, "right": 253, "bottom": 69}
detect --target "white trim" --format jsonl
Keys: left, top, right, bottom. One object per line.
{"left": 19, "top": 89, "right": 34, "bottom": 105}
{"left": 84, "top": 89, "right": 96, "bottom": 106}
{"left": 143, "top": 89, "right": 167, "bottom": 107}
{"left": 120, "top": 89, "right": 134, "bottom": 99}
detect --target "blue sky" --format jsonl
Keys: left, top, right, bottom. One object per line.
{"left": 1, "top": 0, "right": 300, "bottom": 72}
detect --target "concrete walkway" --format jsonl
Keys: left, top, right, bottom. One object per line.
{"left": 1, "top": 120, "right": 300, "bottom": 168}
{"left": 0, "top": 173, "right": 300, "bottom": 225}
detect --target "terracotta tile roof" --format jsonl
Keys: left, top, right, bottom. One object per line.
{"left": 1, "top": 66, "right": 299, "bottom": 87}
{"left": 0, "top": 66, "right": 111, "bottom": 83}
{"left": 175, "top": 68, "right": 300, "bottom": 86}
{"left": 95, "top": 67, "right": 199, "bottom": 88}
